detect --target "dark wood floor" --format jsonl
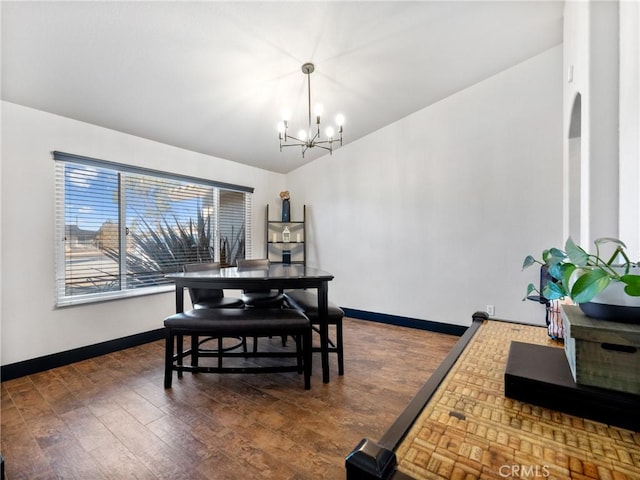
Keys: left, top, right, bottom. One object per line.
{"left": 1, "top": 318, "right": 458, "bottom": 479}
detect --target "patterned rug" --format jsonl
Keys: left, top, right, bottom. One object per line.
{"left": 395, "top": 320, "right": 640, "bottom": 479}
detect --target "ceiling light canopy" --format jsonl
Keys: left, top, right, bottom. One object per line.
{"left": 278, "top": 63, "right": 344, "bottom": 158}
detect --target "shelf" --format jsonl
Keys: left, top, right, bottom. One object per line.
{"left": 266, "top": 204, "right": 306, "bottom": 267}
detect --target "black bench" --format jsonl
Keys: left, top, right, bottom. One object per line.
{"left": 164, "top": 308, "right": 312, "bottom": 389}
{"left": 284, "top": 290, "right": 345, "bottom": 375}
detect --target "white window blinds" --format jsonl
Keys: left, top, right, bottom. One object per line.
{"left": 54, "top": 151, "right": 253, "bottom": 306}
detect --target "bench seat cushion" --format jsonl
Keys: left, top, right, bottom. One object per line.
{"left": 164, "top": 308, "right": 309, "bottom": 336}
{"left": 284, "top": 290, "right": 344, "bottom": 323}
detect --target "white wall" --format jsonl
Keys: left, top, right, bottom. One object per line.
{"left": 564, "top": 0, "right": 640, "bottom": 259}
{"left": 563, "top": 0, "right": 590, "bottom": 245}
{"left": 619, "top": 0, "right": 640, "bottom": 259}
{"left": 0, "top": 101, "right": 285, "bottom": 365}
{"left": 286, "top": 46, "right": 564, "bottom": 327}
{"left": 588, "top": 1, "right": 620, "bottom": 242}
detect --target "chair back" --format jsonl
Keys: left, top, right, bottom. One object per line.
{"left": 236, "top": 259, "right": 270, "bottom": 271}
{"left": 183, "top": 262, "right": 224, "bottom": 304}
{"left": 235, "top": 259, "right": 282, "bottom": 305}
{"left": 183, "top": 262, "right": 221, "bottom": 273}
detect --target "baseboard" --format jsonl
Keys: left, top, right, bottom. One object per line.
{"left": 342, "top": 308, "right": 467, "bottom": 336}
{"left": 1, "top": 328, "right": 165, "bottom": 381}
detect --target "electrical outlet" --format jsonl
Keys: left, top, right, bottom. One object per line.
{"left": 486, "top": 305, "right": 495, "bottom": 316}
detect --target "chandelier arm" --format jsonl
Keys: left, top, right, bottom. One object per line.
{"left": 313, "top": 139, "right": 335, "bottom": 146}
{"left": 313, "top": 144, "right": 332, "bottom": 153}
{"left": 285, "top": 134, "right": 305, "bottom": 143}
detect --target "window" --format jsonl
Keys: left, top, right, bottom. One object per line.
{"left": 54, "top": 151, "right": 253, "bottom": 306}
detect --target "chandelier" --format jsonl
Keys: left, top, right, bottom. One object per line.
{"left": 278, "top": 63, "right": 344, "bottom": 157}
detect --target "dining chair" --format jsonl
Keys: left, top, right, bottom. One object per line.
{"left": 183, "top": 262, "right": 245, "bottom": 309}
{"left": 235, "top": 259, "right": 285, "bottom": 308}
{"left": 183, "top": 261, "right": 246, "bottom": 355}
{"left": 236, "top": 258, "right": 286, "bottom": 352}
{"left": 284, "top": 289, "right": 345, "bottom": 375}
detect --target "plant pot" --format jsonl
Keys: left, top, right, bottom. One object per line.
{"left": 579, "top": 302, "right": 640, "bottom": 323}
{"left": 578, "top": 266, "right": 640, "bottom": 324}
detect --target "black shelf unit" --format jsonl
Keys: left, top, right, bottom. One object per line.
{"left": 266, "top": 204, "right": 306, "bottom": 266}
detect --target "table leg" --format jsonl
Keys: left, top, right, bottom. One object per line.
{"left": 164, "top": 329, "right": 174, "bottom": 387}
{"left": 318, "top": 282, "right": 330, "bottom": 384}
{"left": 175, "top": 286, "right": 185, "bottom": 313}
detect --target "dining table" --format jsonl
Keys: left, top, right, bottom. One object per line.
{"left": 166, "top": 263, "right": 335, "bottom": 383}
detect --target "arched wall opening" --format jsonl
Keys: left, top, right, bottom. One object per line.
{"left": 568, "top": 92, "right": 582, "bottom": 244}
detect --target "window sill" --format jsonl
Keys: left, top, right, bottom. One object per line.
{"left": 56, "top": 284, "right": 175, "bottom": 308}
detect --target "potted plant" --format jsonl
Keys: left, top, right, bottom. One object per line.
{"left": 523, "top": 237, "right": 640, "bottom": 322}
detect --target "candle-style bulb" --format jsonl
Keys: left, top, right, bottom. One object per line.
{"left": 325, "top": 126, "right": 335, "bottom": 138}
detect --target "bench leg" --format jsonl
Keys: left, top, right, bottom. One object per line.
{"left": 303, "top": 328, "right": 312, "bottom": 390}
{"left": 191, "top": 334, "right": 199, "bottom": 369}
{"left": 176, "top": 334, "right": 184, "bottom": 378}
{"left": 337, "top": 319, "right": 344, "bottom": 376}
{"left": 295, "top": 334, "right": 303, "bottom": 374}
{"left": 164, "top": 329, "right": 174, "bottom": 388}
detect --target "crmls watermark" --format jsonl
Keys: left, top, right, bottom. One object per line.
{"left": 498, "top": 464, "right": 550, "bottom": 478}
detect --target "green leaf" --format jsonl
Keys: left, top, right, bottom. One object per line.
{"left": 565, "top": 237, "right": 589, "bottom": 266}
{"left": 547, "top": 263, "right": 561, "bottom": 281}
{"left": 522, "top": 255, "right": 536, "bottom": 270}
{"left": 542, "top": 281, "right": 567, "bottom": 300}
{"left": 621, "top": 274, "right": 640, "bottom": 296}
{"left": 522, "top": 283, "right": 537, "bottom": 301}
{"left": 560, "top": 263, "right": 577, "bottom": 289}
{"left": 594, "top": 237, "right": 627, "bottom": 249}
{"left": 548, "top": 262, "right": 574, "bottom": 283}
{"left": 542, "top": 249, "right": 551, "bottom": 263}
{"left": 547, "top": 248, "right": 566, "bottom": 263}
{"left": 570, "top": 269, "right": 610, "bottom": 303}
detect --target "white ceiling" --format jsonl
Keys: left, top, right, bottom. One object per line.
{"left": 1, "top": 1, "right": 564, "bottom": 173}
